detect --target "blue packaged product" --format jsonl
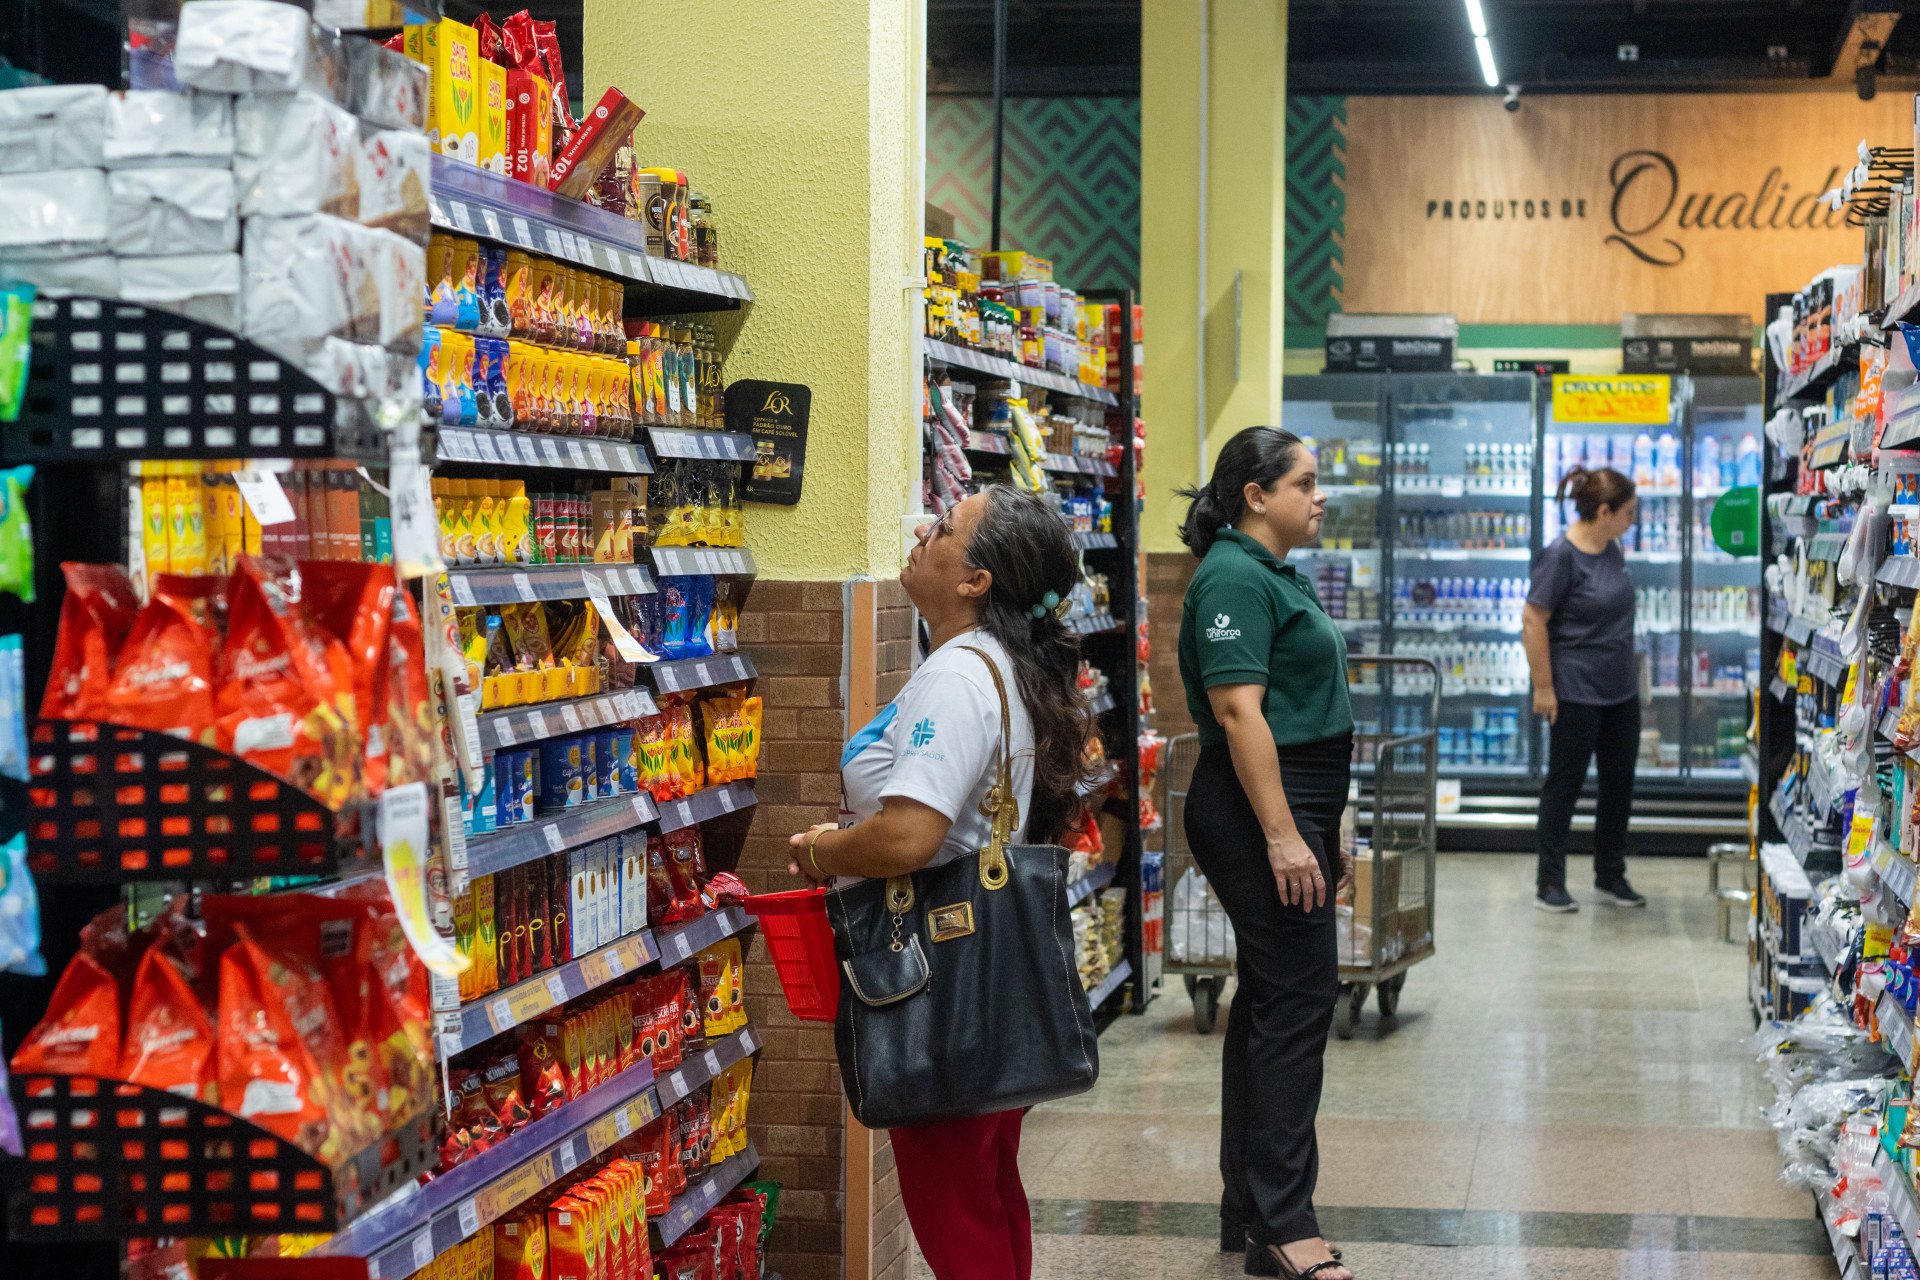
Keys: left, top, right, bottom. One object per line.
{"left": 539, "top": 738, "right": 584, "bottom": 811}
{"left": 494, "top": 751, "right": 522, "bottom": 826}
{"left": 579, "top": 734, "right": 598, "bottom": 804}
{"left": 661, "top": 577, "right": 692, "bottom": 659}
{"left": 471, "top": 759, "right": 497, "bottom": 834}
{"left": 595, "top": 730, "right": 620, "bottom": 798}
{"left": 614, "top": 727, "right": 637, "bottom": 793}
{"left": 687, "top": 574, "right": 715, "bottom": 658}
{"left": 515, "top": 751, "right": 538, "bottom": 820}
{"left": 0, "top": 833, "right": 43, "bottom": 977}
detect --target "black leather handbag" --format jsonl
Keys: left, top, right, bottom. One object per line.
{"left": 824, "top": 646, "right": 1100, "bottom": 1130}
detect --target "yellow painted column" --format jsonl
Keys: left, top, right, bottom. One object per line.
{"left": 584, "top": 0, "right": 922, "bottom": 582}
{"left": 1140, "top": 0, "right": 1288, "bottom": 553}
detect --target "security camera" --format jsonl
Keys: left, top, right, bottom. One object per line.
{"left": 1503, "top": 85, "right": 1521, "bottom": 112}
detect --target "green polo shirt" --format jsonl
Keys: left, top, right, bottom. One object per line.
{"left": 1178, "top": 528, "right": 1354, "bottom": 748}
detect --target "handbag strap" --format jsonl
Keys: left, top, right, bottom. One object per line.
{"left": 958, "top": 644, "right": 1017, "bottom": 891}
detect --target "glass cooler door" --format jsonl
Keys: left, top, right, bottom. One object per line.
{"left": 1684, "top": 376, "right": 1766, "bottom": 783}
{"left": 1541, "top": 383, "right": 1688, "bottom": 781}
{"left": 1383, "top": 373, "right": 1539, "bottom": 785}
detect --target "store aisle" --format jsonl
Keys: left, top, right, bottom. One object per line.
{"left": 912, "top": 854, "right": 1825, "bottom": 1279}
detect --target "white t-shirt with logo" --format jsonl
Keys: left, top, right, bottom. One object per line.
{"left": 839, "top": 628, "right": 1035, "bottom": 868}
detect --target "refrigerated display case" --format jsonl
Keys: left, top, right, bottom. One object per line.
{"left": 1688, "top": 377, "right": 1768, "bottom": 782}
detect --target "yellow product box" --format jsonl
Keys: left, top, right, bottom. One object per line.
{"left": 478, "top": 57, "right": 507, "bottom": 175}
{"left": 408, "top": 18, "right": 480, "bottom": 164}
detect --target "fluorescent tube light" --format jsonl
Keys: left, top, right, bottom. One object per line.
{"left": 1464, "top": 0, "right": 1487, "bottom": 38}
{"left": 1475, "top": 35, "right": 1499, "bottom": 87}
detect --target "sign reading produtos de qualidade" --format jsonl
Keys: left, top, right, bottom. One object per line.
{"left": 1551, "top": 374, "right": 1671, "bottom": 426}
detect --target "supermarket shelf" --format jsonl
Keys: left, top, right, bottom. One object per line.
{"left": 656, "top": 1023, "right": 764, "bottom": 1113}
{"left": 1809, "top": 422, "right": 1853, "bottom": 470}
{"left": 1086, "top": 958, "right": 1133, "bottom": 1010}
{"left": 318, "top": 1063, "right": 662, "bottom": 1280}
{"left": 925, "top": 337, "right": 1120, "bottom": 406}
{"left": 1072, "top": 531, "right": 1120, "bottom": 550}
{"left": 1066, "top": 860, "right": 1119, "bottom": 909}
{"left": 1878, "top": 1146, "right": 1920, "bottom": 1256}
{"left": 1876, "top": 843, "right": 1918, "bottom": 909}
{"left": 1395, "top": 547, "right": 1531, "bottom": 561}
{"left": 1071, "top": 612, "right": 1124, "bottom": 636}
{"left": 964, "top": 434, "right": 1012, "bottom": 457}
{"left": 448, "top": 562, "right": 656, "bottom": 606}
{"left": 1076, "top": 765, "right": 1118, "bottom": 798}
{"left": 1885, "top": 381, "right": 1920, "bottom": 449}
{"left": 479, "top": 688, "right": 658, "bottom": 752}
{"left": 644, "top": 653, "right": 759, "bottom": 695}
{"left": 1886, "top": 280, "right": 1920, "bottom": 330}
{"left": 657, "top": 1143, "right": 762, "bottom": 1249}
{"left": 430, "top": 157, "right": 752, "bottom": 313}
{"left": 1741, "top": 748, "right": 1760, "bottom": 786}
{"left": 1394, "top": 478, "right": 1529, "bottom": 498}
{"left": 466, "top": 792, "right": 661, "bottom": 880}
{"left": 438, "top": 427, "right": 652, "bottom": 474}
{"left": 1805, "top": 532, "right": 1849, "bottom": 562}
{"left": 652, "top": 904, "right": 755, "bottom": 968}
{"left": 648, "top": 428, "right": 758, "bottom": 462}
{"left": 1800, "top": 649, "right": 1848, "bottom": 689}
{"left": 1045, "top": 452, "right": 1120, "bottom": 478}
{"left": 1818, "top": 1189, "right": 1866, "bottom": 1280}
{"left": 650, "top": 546, "right": 758, "bottom": 577}
{"left": 1088, "top": 688, "right": 1117, "bottom": 716}
{"left": 654, "top": 781, "right": 759, "bottom": 836}
{"left": 454, "top": 929, "right": 662, "bottom": 1049}
{"left": 1881, "top": 557, "right": 1920, "bottom": 589}
{"left": 1321, "top": 483, "right": 1381, "bottom": 495}
{"left": 1774, "top": 342, "right": 1855, "bottom": 410}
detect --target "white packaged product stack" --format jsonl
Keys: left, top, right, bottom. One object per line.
{"left": 1169, "top": 868, "right": 1236, "bottom": 964}
{"left": 0, "top": 0, "right": 429, "bottom": 422}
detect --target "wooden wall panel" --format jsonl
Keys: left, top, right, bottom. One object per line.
{"left": 1340, "top": 93, "right": 1914, "bottom": 324}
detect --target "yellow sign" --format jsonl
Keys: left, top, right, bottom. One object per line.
{"left": 1551, "top": 374, "right": 1671, "bottom": 426}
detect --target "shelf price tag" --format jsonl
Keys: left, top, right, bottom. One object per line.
{"left": 541, "top": 438, "right": 563, "bottom": 466}
{"left": 512, "top": 216, "right": 533, "bottom": 247}
{"left": 588, "top": 442, "right": 610, "bottom": 469}
{"left": 605, "top": 948, "right": 625, "bottom": 978}
{"left": 694, "top": 662, "right": 713, "bottom": 687}
{"left": 458, "top": 1198, "right": 480, "bottom": 1238}
{"left": 517, "top": 436, "right": 540, "bottom": 465}
{"left": 671, "top": 930, "right": 693, "bottom": 960}
{"left": 411, "top": 1233, "right": 434, "bottom": 1273}
{"left": 450, "top": 575, "right": 477, "bottom": 607}
{"left": 481, "top": 210, "right": 503, "bottom": 242}
{"left": 235, "top": 469, "right": 297, "bottom": 526}
{"left": 494, "top": 717, "right": 516, "bottom": 747}
{"left": 512, "top": 572, "right": 536, "bottom": 602}
{"left": 545, "top": 973, "right": 570, "bottom": 1005}
{"left": 475, "top": 433, "right": 501, "bottom": 463}
{"left": 489, "top": 996, "right": 514, "bottom": 1032}
{"left": 558, "top": 1142, "right": 579, "bottom": 1175}
{"left": 543, "top": 822, "right": 566, "bottom": 853}
{"left": 631, "top": 795, "right": 651, "bottom": 820}
{"left": 567, "top": 440, "right": 588, "bottom": 467}
{"left": 704, "top": 1048, "right": 722, "bottom": 1077}
{"left": 614, "top": 1107, "right": 634, "bottom": 1138}
{"left": 561, "top": 703, "right": 583, "bottom": 733}
{"left": 450, "top": 202, "right": 474, "bottom": 233}
{"left": 717, "top": 786, "right": 737, "bottom": 813}
{"left": 526, "top": 709, "right": 548, "bottom": 739}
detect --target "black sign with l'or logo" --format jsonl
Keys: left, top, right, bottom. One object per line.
{"left": 729, "top": 379, "right": 811, "bottom": 505}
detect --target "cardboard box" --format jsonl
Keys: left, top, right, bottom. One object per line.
{"left": 550, "top": 86, "right": 645, "bottom": 200}
{"left": 1352, "top": 846, "right": 1402, "bottom": 922}
{"left": 506, "top": 68, "right": 552, "bottom": 188}
{"left": 478, "top": 57, "right": 507, "bottom": 175}
{"left": 408, "top": 18, "right": 480, "bottom": 164}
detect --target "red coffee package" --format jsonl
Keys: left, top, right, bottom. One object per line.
{"left": 40, "top": 562, "right": 140, "bottom": 720}
{"left": 10, "top": 950, "right": 122, "bottom": 1077}
{"left": 300, "top": 560, "right": 395, "bottom": 792}
{"left": 98, "top": 574, "right": 224, "bottom": 740}
{"left": 119, "top": 943, "right": 216, "bottom": 1101}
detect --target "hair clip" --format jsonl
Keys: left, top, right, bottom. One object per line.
{"left": 1030, "top": 590, "right": 1063, "bottom": 620}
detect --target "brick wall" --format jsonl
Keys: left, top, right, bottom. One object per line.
{"left": 867, "top": 580, "right": 915, "bottom": 1280}
{"left": 1145, "top": 551, "right": 1197, "bottom": 744}
{"left": 737, "top": 580, "right": 848, "bottom": 1280}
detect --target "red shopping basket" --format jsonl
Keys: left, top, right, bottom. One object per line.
{"left": 742, "top": 888, "right": 841, "bottom": 1022}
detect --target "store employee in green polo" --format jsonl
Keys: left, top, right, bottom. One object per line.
{"left": 1177, "top": 426, "right": 1355, "bottom": 1280}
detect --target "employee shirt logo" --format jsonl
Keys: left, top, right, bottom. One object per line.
{"left": 1205, "top": 614, "right": 1241, "bottom": 642}
{"left": 910, "top": 718, "right": 937, "bottom": 748}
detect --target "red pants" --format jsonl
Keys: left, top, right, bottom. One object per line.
{"left": 890, "top": 1109, "right": 1031, "bottom": 1280}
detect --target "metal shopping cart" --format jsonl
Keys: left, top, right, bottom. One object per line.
{"left": 1161, "top": 655, "right": 1440, "bottom": 1038}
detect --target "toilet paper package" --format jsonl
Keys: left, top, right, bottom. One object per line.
{"left": 119, "top": 252, "right": 242, "bottom": 331}
{"left": 175, "top": 0, "right": 340, "bottom": 98}
{"left": 0, "top": 255, "right": 119, "bottom": 299}
{"left": 0, "top": 85, "right": 106, "bottom": 173}
{"left": 235, "top": 93, "right": 360, "bottom": 219}
{"left": 108, "top": 168, "right": 240, "bottom": 256}
{"left": 242, "top": 214, "right": 356, "bottom": 360}
{"left": 356, "top": 128, "right": 430, "bottom": 242}
{"left": 102, "top": 90, "right": 235, "bottom": 169}
{"left": 0, "top": 169, "right": 109, "bottom": 260}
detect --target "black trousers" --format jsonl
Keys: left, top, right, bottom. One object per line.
{"left": 1535, "top": 696, "right": 1641, "bottom": 892}
{"left": 1184, "top": 734, "right": 1352, "bottom": 1247}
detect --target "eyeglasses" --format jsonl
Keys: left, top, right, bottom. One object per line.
{"left": 924, "top": 508, "right": 958, "bottom": 543}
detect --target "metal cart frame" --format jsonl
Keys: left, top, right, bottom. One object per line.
{"left": 1160, "top": 655, "right": 1440, "bottom": 1038}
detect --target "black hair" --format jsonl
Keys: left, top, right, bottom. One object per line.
{"left": 963, "top": 485, "right": 1102, "bottom": 844}
{"left": 1177, "top": 426, "right": 1306, "bottom": 557}
{"left": 1556, "top": 466, "right": 1637, "bottom": 522}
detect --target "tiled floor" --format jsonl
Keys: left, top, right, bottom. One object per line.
{"left": 909, "top": 853, "right": 1820, "bottom": 1278}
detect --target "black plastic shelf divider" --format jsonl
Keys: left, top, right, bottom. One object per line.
{"left": 9, "top": 1075, "right": 437, "bottom": 1241}
{"left": 22, "top": 718, "right": 378, "bottom": 884}
{"left": 1088, "top": 688, "right": 1117, "bottom": 716}
{"left": 652, "top": 782, "right": 758, "bottom": 838}
{"left": 1774, "top": 342, "right": 1856, "bottom": 410}
{"left": 465, "top": 791, "right": 660, "bottom": 880}
{"left": 645, "top": 653, "right": 759, "bottom": 695}
{"left": 1066, "top": 859, "right": 1118, "bottom": 909}
{"left": 1070, "top": 612, "right": 1123, "bottom": 636}
{"left": 1072, "top": 532, "right": 1119, "bottom": 551}
{"left": 318, "top": 1064, "right": 661, "bottom": 1280}
{"left": 1086, "top": 957, "right": 1133, "bottom": 1012}
{"left": 438, "top": 426, "right": 651, "bottom": 474}
{"left": 925, "top": 337, "right": 1119, "bottom": 406}
{"left": 1044, "top": 452, "right": 1119, "bottom": 478}
{"left": 430, "top": 157, "right": 752, "bottom": 314}
{"left": 651, "top": 904, "right": 754, "bottom": 968}
{"left": 648, "top": 428, "right": 757, "bottom": 462}
{"left": 456, "top": 929, "right": 662, "bottom": 1048}
{"left": 479, "top": 688, "right": 658, "bottom": 752}
{"left": 656, "top": 1142, "right": 761, "bottom": 1249}
{"left": 654, "top": 1023, "right": 763, "bottom": 1112}
{"left": 449, "top": 562, "right": 657, "bottom": 607}
{"left": 5, "top": 296, "right": 387, "bottom": 464}
{"left": 649, "top": 547, "right": 758, "bottom": 577}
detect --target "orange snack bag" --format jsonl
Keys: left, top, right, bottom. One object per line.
{"left": 302, "top": 560, "right": 396, "bottom": 792}
{"left": 10, "top": 950, "right": 122, "bottom": 1077}
{"left": 215, "top": 557, "right": 358, "bottom": 804}
{"left": 40, "top": 562, "right": 140, "bottom": 720}
{"left": 99, "top": 573, "right": 224, "bottom": 740}
{"left": 120, "top": 943, "right": 216, "bottom": 1101}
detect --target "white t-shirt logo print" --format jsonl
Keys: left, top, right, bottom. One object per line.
{"left": 1206, "top": 612, "right": 1241, "bottom": 642}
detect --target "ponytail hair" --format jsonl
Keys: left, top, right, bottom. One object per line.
{"left": 1556, "top": 466, "right": 1637, "bottom": 522}
{"left": 1177, "top": 426, "right": 1305, "bottom": 557}
{"left": 963, "top": 485, "right": 1102, "bottom": 843}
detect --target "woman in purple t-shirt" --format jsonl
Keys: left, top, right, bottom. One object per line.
{"left": 1522, "top": 466, "right": 1646, "bottom": 914}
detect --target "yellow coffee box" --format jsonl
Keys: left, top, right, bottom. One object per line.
{"left": 478, "top": 56, "right": 507, "bottom": 175}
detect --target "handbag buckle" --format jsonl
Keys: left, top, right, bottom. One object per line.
{"left": 929, "top": 901, "right": 975, "bottom": 942}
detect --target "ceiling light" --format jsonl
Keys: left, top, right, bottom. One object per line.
{"left": 1475, "top": 35, "right": 1500, "bottom": 87}
{"left": 1464, "top": 0, "right": 1488, "bottom": 38}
